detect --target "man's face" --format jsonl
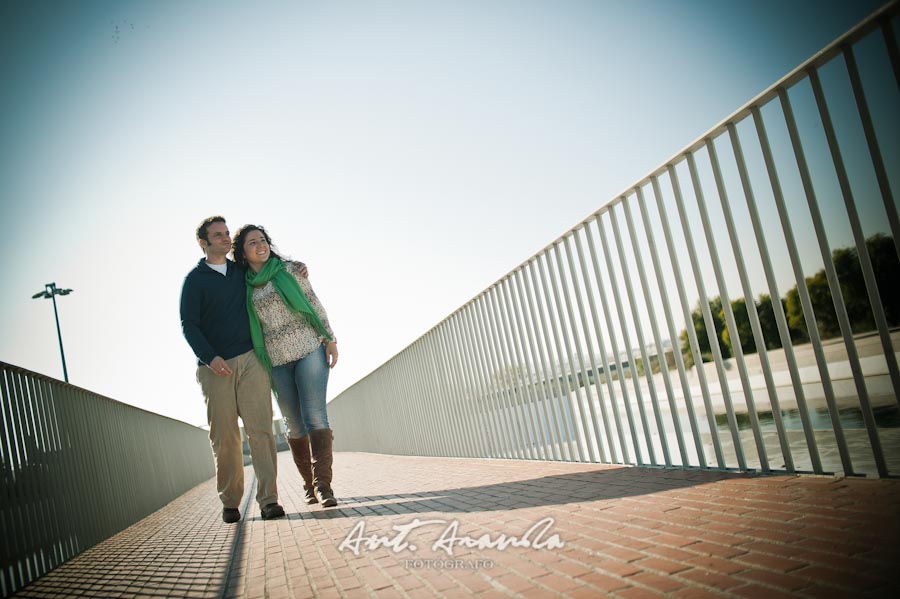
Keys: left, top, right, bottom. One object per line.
{"left": 200, "top": 221, "right": 231, "bottom": 257}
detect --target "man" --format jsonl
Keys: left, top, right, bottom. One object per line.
{"left": 180, "top": 215, "right": 286, "bottom": 523}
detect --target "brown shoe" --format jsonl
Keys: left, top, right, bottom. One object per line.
{"left": 222, "top": 508, "right": 241, "bottom": 523}
{"left": 287, "top": 436, "right": 318, "bottom": 504}
{"left": 310, "top": 429, "right": 338, "bottom": 507}
{"left": 260, "top": 503, "right": 285, "bottom": 520}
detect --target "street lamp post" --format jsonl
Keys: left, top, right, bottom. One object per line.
{"left": 31, "top": 282, "right": 73, "bottom": 383}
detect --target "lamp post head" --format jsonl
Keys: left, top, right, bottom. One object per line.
{"left": 31, "top": 284, "right": 73, "bottom": 299}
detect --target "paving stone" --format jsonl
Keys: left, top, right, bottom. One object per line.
{"left": 8, "top": 452, "right": 899, "bottom": 598}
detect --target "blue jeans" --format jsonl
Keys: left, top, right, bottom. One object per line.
{"left": 271, "top": 345, "right": 330, "bottom": 438}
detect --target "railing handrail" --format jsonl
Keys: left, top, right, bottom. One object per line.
{"left": 0, "top": 361, "right": 205, "bottom": 429}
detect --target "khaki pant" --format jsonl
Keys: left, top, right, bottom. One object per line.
{"left": 197, "top": 350, "right": 278, "bottom": 509}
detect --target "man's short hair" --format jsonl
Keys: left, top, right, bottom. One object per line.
{"left": 196, "top": 216, "right": 226, "bottom": 242}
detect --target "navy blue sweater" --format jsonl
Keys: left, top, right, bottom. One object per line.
{"left": 180, "top": 259, "right": 254, "bottom": 366}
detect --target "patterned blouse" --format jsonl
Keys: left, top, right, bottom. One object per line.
{"left": 250, "top": 261, "right": 336, "bottom": 367}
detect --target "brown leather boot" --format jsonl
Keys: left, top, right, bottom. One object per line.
{"left": 309, "top": 429, "right": 337, "bottom": 507}
{"left": 287, "top": 436, "right": 318, "bottom": 504}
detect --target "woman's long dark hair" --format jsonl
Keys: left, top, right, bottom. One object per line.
{"left": 231, "top": 224, "right": 284, "bottom": 267}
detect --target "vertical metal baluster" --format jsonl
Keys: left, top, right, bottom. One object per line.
{"left": 415, "top": 340, "right": 443, "bottom": 455}
{"left": 652, "top": 174, "right": 725, "bottom": 469}
{"left": 369, "top": 366, "right": 390, "bottom": 454}
{"left": 417, "top": 338, "right": 449, "bottom": 455}
{"left": 414, "top": 337, "right": 441, "bottom": 455}
{"left": 22, "top": 376, "right": 50, "bottom": 574}
{"left": 706, "top": 136, "right": 799, "bottom": 472}
{"left": 395, "top": 347, "right": 431, "bottom": 455}
{"left": 687, "top": 151, "right": 771, "bottom": 471}
{"left": 573, "top": 228, "right": 623, "bottom": 463}
{"left": 551, "top": 239, "right": 599, "bottom": 462}
{"left": 809, "top": 67, "right": 891, "bottom": 476}
{"left": 31, "top": 378, "right": 62, "bottom": 567}
{"left": 597, "top": 209, "right": 655, "bottom": 464}
{"left": 844, "top": 45, "right": 900, "bottom": 265}
{"left": 464, "top": 301, "right": 506, "bottom": 459}
{"left": 421, "top": 330, "right": 453, "bottom": 455}
{"left": 636, "top": 185, "right": 705, "bottom": 467}
{"left": 625, "top": 190, "right": 690, "bottom": 466}
{"left": 504, "top": 275, "right": 553, "bottom": 460}
{"left": 609, "top": 203, "right": 671, "bottom": 466}
{"left": 497, "top": 277, "right": 545, "bottom": 460}
{"left": 0, "top": 369, "right": 22, "bottom": 591}
{"left": 439, "top": 319, "right": 476, "bottom": 457}
{"left": 78, "top": 389, "right": 98, "bottom": 547}
{"left": 844, "top": 46, "right": 900, "bottom": 401}
{"left": 0, "top": 370, "right": 17, "bottom": 588}
{"left": 755, "top": 103, "right": 843, "bottom": 472}
{"left": 485, "top": 283, "right": 531, "bottom": 458}
{"left": 0, "top": 381, "right": 9, "bottom": 597}
{"left": 528, "top": 258, "right": 577, "bottom": 461}
{"left": 384, "top": 363, "right": 407, "bottom": 455}
{"left": 536, "top": 250, "right": 584, "bottom": 461}
{"left": 399, "top": 347, "right": 427, "bottom": 455}
{"left": 520, "top": 262, "right": 567, "bottom": 461}
{"left": 884, "top": 16, "right": 900, "bottom": 92}
{"left": 391, "top": 349, "right": 415, "bottom": 454}
{"left": 433, "top": 326, "right": 468, "bottom": 456}
{"left": 375, "top": 371, "right": 391, "bottom": 453}
{"left": 669, "top": 162, "right": 746, "bottom": 470}
{"left": 583, "top": 217, "right": 638, "bottom": 463}
{"left": 51, "top": 380, "right": 79, "bottom": 558}
{"left": 386, "top": 361, "right": 407, "bottom": 455}
{"left": 8, "top": 371, "right": 34, "bottom": 585}
{"left": 729, "top": 120, "right": 825, "bottom": 471}
{"left": 563, "top": 232, "right": 611, "bottom": 463}
{"left": 486, "top": 286, "right": 533, "bottom": 459}
{"left": 450, "top": 310, "right": 491, "bottom": 457}
{"left": 471, "top": 297, "right": 516, "bottom": 458}
{"left": 422, "top": 323, "right": 464, "bottom": 456}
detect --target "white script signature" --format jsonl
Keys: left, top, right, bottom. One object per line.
{"left": 338, "top": 516, "right": 565, "bottom": 557}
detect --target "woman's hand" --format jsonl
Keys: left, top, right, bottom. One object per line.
{"left": 325, "top": 341, "right": 338, "bottom": 368}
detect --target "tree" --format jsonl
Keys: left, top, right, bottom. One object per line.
{"left": 678, "top": 235, "right": 899, "bottom": 363}
{"left": 784, "top": 286, "right": 811, "bottom": 344}
{"left": 868, "top": 233, "right": 900, "bottom": 327}
{"left": 721, "top": 297, "right": 755, "bottom": 356}
{"left": 755, "top": 294, "right": 783, "bottom": 350}
{"left": 679, "top": 297, "right": 732, "bottom": 368}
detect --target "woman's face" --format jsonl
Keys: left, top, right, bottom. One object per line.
{"left": 243, "top": 229, "right": 271, "bottom": 271}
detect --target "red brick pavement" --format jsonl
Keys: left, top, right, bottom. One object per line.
{"left": 10, "top": 452, "right": 900, "bottom": 598}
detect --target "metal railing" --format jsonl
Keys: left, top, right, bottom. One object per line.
{"left": 0, "top": 363, "right": 215, "bottom": 596}
{"left": 330, "top": 2, "right": 900, "bottom": 478}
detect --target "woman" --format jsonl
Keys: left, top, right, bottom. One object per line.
{"left": 232, "top": 224, "right": 340, "bottom": 507}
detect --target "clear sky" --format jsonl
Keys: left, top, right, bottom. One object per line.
{"left": 0, "top": 0, "right": 891, "bottom": 428}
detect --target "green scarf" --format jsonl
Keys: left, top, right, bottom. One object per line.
{"left": 246, "top": 257, "right": 332, "bottom": 373}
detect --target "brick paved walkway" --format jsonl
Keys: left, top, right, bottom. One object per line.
{"left": 10, "top": 452, "right": 900, "bottom": 598}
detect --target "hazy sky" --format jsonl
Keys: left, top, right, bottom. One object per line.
{"left": 0, "top": 0, "right": 891, "bottom": 428}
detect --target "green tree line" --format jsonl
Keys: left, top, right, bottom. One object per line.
{"left": 679, "top": 234, "right": 900, "bottom": 367}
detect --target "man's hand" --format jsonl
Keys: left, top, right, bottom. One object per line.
{"left": 209, "top": 356, "right": 233, "bottom": 377}
{"left": 299, "top": 263, "right": 309, "bottom": 278}
{"left": 325, "top": 341, "right": 338, "bottom": 369}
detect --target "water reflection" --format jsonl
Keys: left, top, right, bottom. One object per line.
{"left": 714, "top": 405, "right": 900, "bottom": 431}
